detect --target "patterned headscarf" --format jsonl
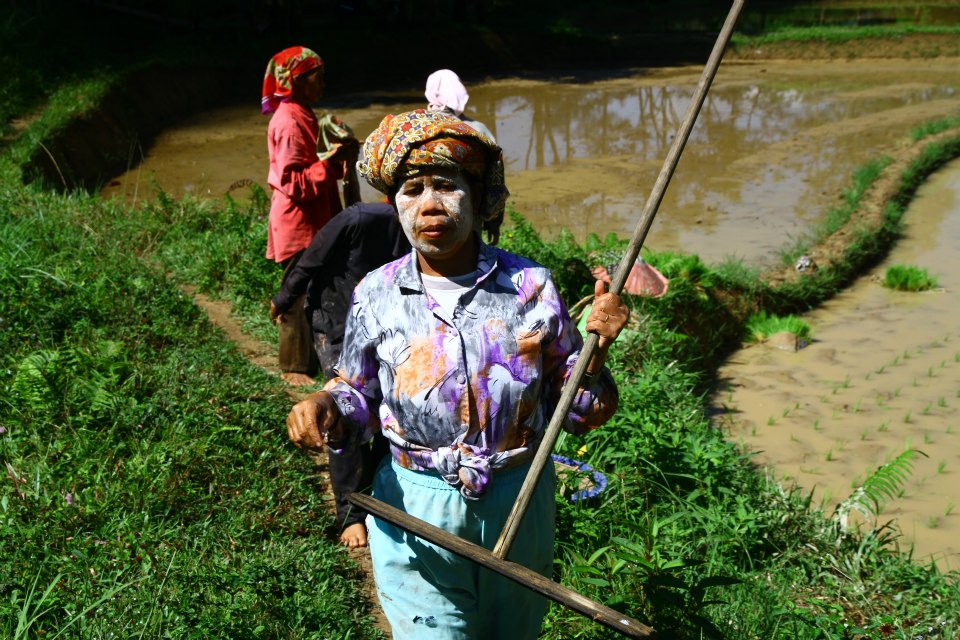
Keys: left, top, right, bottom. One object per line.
{"left": 261, "top": 46, "right": 323, "bottom": 114}
{"left": 425, "top": 69, "right": 469, "bottom": 116}
{"left": 358, "top": 109, "right": 508, "bottom": 241}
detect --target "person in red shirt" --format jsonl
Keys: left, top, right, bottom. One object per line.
{"left": 261, "top": 46, "right": 357, "bottom": 385}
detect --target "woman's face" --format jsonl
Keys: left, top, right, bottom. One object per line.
{"left": 294, "top": 68, "right": 324, "bottom": 104}
{"left": 395, "top": 168, "right": 478, "bottom": 275}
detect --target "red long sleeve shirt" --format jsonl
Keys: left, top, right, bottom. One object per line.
{"left": 265, "top": 101, "right": 344, "bottom": 263}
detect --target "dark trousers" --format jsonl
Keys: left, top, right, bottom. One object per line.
{"left": 278, "top": 252, "right": 319, "bottom": 376}
{"left": 329, "top": 432, "right": 389, "bottom": 527}
{"left": 313, "top": 329, "right": 388, "bottom": 527}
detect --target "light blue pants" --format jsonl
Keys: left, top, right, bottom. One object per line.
{"left": 368, "top": 459, "right": 557, "bottom": 640}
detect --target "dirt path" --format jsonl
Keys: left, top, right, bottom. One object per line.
{"left": 185, "top": 285, "right": 392, "bottom": 637}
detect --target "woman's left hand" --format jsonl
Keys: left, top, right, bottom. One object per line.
{"left": 584, "top": 279, "right": 630, "bottom": 350}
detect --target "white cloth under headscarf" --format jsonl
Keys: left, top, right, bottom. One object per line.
{"left": 425, "top": 69, "right": 469, "bottom": 116}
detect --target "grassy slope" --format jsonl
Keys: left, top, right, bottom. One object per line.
{"left": 0, "top": 171, "right": 385, "bottom": 638}
{"left": 4, "top": 7, "right": 960, "bottom": 640}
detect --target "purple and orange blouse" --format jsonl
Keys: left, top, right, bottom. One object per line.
{"left": 324, "top": 241, "right": 618, "bottom": 499}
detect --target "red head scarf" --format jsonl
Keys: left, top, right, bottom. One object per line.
{"left": 261, "top": 46, "right": 323, "bottom": 114}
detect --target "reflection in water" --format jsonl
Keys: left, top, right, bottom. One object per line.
{"left": 102, "top": 59, "right": 960, "bottom": 268}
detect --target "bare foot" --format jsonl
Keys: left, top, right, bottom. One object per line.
{"left": 340, "top": 522, "right": 368, "bottom": 548}
{"left": 281, "top": 372, "right": 317, "bottom": 386}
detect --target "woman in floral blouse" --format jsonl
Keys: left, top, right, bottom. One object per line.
{"left": 286, "top": 109, "right": 629, "bottom": 639}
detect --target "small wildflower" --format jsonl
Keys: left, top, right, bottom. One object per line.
{"left": 0, "top": 426, "right": 6, "bottom": 434}
{"left": 64, "top": 492, "right": 74, "bottom": 506}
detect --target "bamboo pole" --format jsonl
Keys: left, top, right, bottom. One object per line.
{"left": 494, "top": 0, "right": 747, "bottom": 559}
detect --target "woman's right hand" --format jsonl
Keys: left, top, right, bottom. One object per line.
{"left": 270, "top": 300, "right": 286, "bottom": 325}
{"left": 286, "top": 391, "right": 343, "bottom": 451}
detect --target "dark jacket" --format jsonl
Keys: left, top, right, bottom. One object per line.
{"left": 272, "top": 201, "right": 410, "bottom": 343}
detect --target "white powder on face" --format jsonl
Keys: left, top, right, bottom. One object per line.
{"left": 395, "top": 170, "right": 476, "bottom": 259}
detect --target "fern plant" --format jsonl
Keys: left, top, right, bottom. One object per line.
{"left": 835, "top": 448, "right": 928, "bottom": 531}
{"left": 9, "top": 340, "right": 135, "bottom": 427}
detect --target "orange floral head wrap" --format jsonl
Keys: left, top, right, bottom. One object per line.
{"left": 358, "top": 109, "right": 508, "bottom": 241}
{"left": 261, "top": 46, "right": 323, "bottom": 114}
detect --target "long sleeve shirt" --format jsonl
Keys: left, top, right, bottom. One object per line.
{"left": 324, "top": 241, "right": 618, "bottom": 499}
{"left": 266, "top": 101, "right": 344, "bottom": 263}
{"left": 271, "top": 202, "right": 410, "bottom": 343}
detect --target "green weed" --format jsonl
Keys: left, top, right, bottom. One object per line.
{"left": 744, "top": 311, "right": 812, "bottom": 343}
{"left": 883, "top": 265, "right": 937, "bottom": 291}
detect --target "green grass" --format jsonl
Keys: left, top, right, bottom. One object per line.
{"left": 744, "top": 311, "right": 812, "bottom": 343}
{"left": 0, "top": 180, "right": 383, "bottom": 637}
{"left": 780, "top": 157, "right": 891, "bottom": 267}
{"left": 883, "top": 264, "right": 939, "bottom": 291}
{"left": 732, "top": 24, "right": 960, "bottom": 46}
{"left": 5, "top": 16, "right": 960, "bottom": 640}
{"left": 911, "top": 113, "right": 960, "bottom": 142}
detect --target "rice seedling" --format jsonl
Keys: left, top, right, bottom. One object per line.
{"left": 946, "top": 501, "right": 956, "bottom": 517}
{"left": 743, "top": 310, "right": 812, "bottom": 343}
{"left": 882, "top": 264, "right": 938, "bottom": 291}
{"left": 878, "top": 421, "right": 890, "bottom": 432}
{"left": 936, "top": 461, "right": 947, "bottom": 474}
{"left": 937, "top": 396, "right": 947, "bottom": 408}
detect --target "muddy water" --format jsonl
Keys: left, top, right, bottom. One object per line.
{"left": 714, "top": 160, "right": 960, "bottom": 572}
{"left": 102, "top": 58, "right": 960, "bottom": 267}
{"left": 102, "top": 58, "right": 960, "bottom": 566}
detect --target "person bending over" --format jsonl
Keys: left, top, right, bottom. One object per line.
{"left": 271, "top": 201, "right": 409, "bottom": 547}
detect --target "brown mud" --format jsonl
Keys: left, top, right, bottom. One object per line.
{"left": 713, "top": 156, "right": 960, "bottom": 572}
{"left": 100, "top": 58, "right": 960, "bottom": 269}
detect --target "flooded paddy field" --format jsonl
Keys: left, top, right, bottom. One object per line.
{"left": 102, "top": 56, "right": 960, "bottom": 568}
